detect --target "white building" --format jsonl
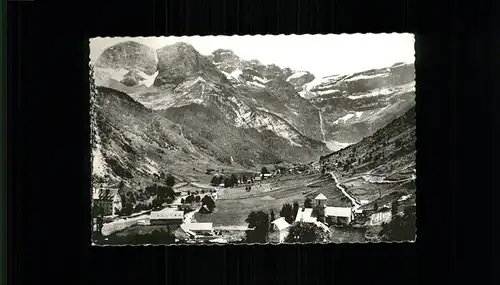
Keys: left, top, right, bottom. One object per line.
{"left": 181, "top": 223, "right": 214, "bottom": 236}
{"left": 150, "top": 209, "right": 184, "bottom": 226}
{"left": 325, "top": 207, "right": 354, "bottom": 225}
{"left": 295, "top": 208, "right": 317, "bottom": 223}
{"left": 271, "top": 217, "right": 292, "bottom": 243}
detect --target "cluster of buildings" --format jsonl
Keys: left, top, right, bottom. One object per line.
{"left": 271, "top": 193, "right": 355, "bottom": 243}
{"left": 148, "top": 207, "right": 221, "bottom": 243}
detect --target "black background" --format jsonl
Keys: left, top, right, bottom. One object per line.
{"left": 5, "top": 0, "right": 496, "bottom": 284}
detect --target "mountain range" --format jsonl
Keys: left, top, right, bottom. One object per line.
{"left": 91, "top": 40, "right": 415, "bottom": 185}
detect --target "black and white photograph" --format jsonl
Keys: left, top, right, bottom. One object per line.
{"left": 90, "top": 34, "right": 416, "bottom": 245}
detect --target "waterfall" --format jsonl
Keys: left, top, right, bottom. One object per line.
{"left": 318, "top": 110, "right": 326, "bottom": 142}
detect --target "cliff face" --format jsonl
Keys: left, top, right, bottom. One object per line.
{"left": 92, "top": 40, "right": 415, "bottom": 178}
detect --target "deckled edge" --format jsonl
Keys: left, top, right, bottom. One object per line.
{"left": 89, "top": 33, "right": 417, "bottom": 246}
{"left": 89, "top": 37, "right": 98, "bottom": 243}
{"left": 89, "top": 32, "right": 415, "bottom": 40}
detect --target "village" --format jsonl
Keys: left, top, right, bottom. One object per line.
{"left": 91, "top": 165, "right": 415, "bottom": 244}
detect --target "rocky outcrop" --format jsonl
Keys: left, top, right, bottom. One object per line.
{"left": 95, "top": 41, "right": 158, "bottom": 75}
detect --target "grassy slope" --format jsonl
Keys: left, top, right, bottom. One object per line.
{"left": 194, "top": 173, "right": 351, "bottom": 226}
{"left": 320, "top": 106, "right": 416, "bottom": 209}
{"left": 94, "top": 86, "right": 232, "bottom": 185}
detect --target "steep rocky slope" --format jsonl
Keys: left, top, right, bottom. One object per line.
{"left": 91, "top": 86, "right": 224, "bottom": 185}
{"left": 96, "top": 42, "right": 329, "bottom": 168}
{"left": 303, "top": 63, "right": 415, "bottom": 145}
{"left": 208, "top": 49, "right": 324, "bottom": 141}
{"left": 92, "top": 40, "right": 415, "bottom": 178}
{"left": 319, "top": 106, "right": 416, "bottom": 208}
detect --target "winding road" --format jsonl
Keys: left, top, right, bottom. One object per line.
{"left": 327, "top": 171, "right": 361, "bottom": 210}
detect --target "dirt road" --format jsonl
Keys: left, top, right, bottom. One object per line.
{"left": 328, "top": 171, "right": 361, "bottom": 210}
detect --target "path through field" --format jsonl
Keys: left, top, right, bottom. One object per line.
{"left": 328, "top": 171, "right": 361, "bottom": 210}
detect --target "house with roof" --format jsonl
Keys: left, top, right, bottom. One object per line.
{"left": 181, "top": 223, "right": 214, "bottom": 236}
{"left": 92, "top": 186, "right": 123, "bottom": 216}
{"left": 150, "top": 208, "right": 184, "bottom": 226}
{"left": 295, "top": 208, "right": 317, "bottom": 223}
{"left": 311, "top": 193, "right": 354, "bottom": 226}
{"left": 325, "top": 207, "right": 354, "bottom": 225}
{"left": 271, "top": 217, "right": 292, "bottom": 243}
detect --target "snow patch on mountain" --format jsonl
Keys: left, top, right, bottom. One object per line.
{"left": 286, "top": 71, "right": 309, "bottom": 81}
{"left": 231, "top": 69, "right": 243, "bottom": 79}
{"left": 233, "top": 106, "right": 304, "bottom": 147}
{"left": 348, "top": 87, "right": 393, "bottom": 99}
{"left": 316, "top": 89, "right": 340, "bottom": 96}
{"left": 221, "top": 69, "right": 243, "bottom": 82}
{"left": 138, "top": 71, "right": 159, "bottom": 87}
{"left": 345, "top": 73, "right": 390, "bottom": 82}
{"left": 304, "top": 76, "right": 332, "bottom": 92}
{"left": 229, "top": 97, "right": 254, "bottom": 127}
{"left": 334, "top": 113, "right": 355, "bottom": 124}
{"left": 248, "top": 81, "right": 265, "bottom": 88}
{"left": 252, "top": 76, "right": 270, "bottom": 84}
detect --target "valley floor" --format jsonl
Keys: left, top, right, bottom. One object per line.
{"left": 96, "top": 166, "right": 416, "bottom": 244}
{"left": 194, "top": 173, "right": 350, "bottom": 227}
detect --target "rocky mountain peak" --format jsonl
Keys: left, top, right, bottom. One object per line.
{"left": 212, "top": 49, "right": 239, "bottom": 62}
{"left": 154, "top": 42, "right": 224, "bottom": 88}
{"left": 95, "top": 41, "right": 158, "bottom": 76}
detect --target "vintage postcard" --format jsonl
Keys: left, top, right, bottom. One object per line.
{"left": 89, "top": 34, "right": 416, "bottom": 245}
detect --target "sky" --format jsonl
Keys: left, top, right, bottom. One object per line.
{"left": 90, "top": 34, "right": 414, "bottom": 77}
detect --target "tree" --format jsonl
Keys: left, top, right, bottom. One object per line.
{"left": 195, "top": 195, "right": 201, "bottom": 203}
{"left": 373, "top": 202, "right": 379, "bottom": 212}
{"left": 304, "top": 197, "right": 312, "bottom": 208}
{"left": 245, "top": 211, "right": 270, "bottom": 243}
{"left": 119, "top": 202, "right": 134, "bottom": 216}
{"left": 165, "top": 175, "right": 176, "bottom": 187}
{"left": 157, "top": 185, "right": 175, "bottom": 204}
{"left": 280, "top": 203, "right": 294, "bottom": 223}
{"left": 201, "top": 195, "right": 216, "bottom": 212}
{"left": 145, "top": 184, "right": 158, "bottom": 196}
{"left": 185, "top": 195, "right": 194, "bottom": 204}
{"left": 210, "top": 176, "right": 220, "bottom": 186}
{"left": 261, "top": 167, "right": 270, "bottom": 175}
{"left": 126, "top": 192, "right": 136, "bottom": 205}
{"left": 242, "top": 174, "right": 247, "bottom": 183}
{"left": 269, "top": 210, "right": 276, "bottom": 231}
{"left": 180, "top": 198, "right": 185, "bottom": 204}
{"left": 391, "top": 201, "right": 398, "bottom": 216}
{"left": 284, "top": 222, "right": 329, "bottom": 243}
{"left": 380, "top": 206, "right": 416, "bottom": 241}
{"left": 292, "top": 201, "right": 300, "bottom": 220}
{"left": 230, "top": 174, "right": 238, "bottom": 186}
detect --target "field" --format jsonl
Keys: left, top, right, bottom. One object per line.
{"left": 329, "top": 227, "right": 367, "bottom": 243}
{"left": 194, "top": 173, "right": 352, "bottom": 227}
{"left": 340, "top": 174, "right": 416, "bottom": 208}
